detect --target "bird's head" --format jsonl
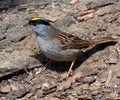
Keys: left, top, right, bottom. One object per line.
{"left": 28, "top": 17, "right": 54, "bottom": 37}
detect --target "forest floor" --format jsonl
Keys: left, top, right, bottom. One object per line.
{"left": 0, "top": 0, "right": 120, "bottom": 99}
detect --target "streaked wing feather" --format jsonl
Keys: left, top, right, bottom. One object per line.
{"left": 56, "top": 29, "right": 90, "bottom": 49}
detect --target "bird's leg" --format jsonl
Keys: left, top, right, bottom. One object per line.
{"left": 66, "top": 60, "right": 76, "bottom": 78}
{"left": 44, "top": 59, "right": 55, "bottom": 70}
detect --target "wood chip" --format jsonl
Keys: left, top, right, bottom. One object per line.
{"left": 69, "top": 0, "right": 78, "bottom": 5}
{"left": 1, "top": 85, "right": 11, "bottom": 93}
{"left": 74, "top": 9, "right": 99, "bottom": 21}
{"left": 58, "top": 72, "right": 82, "bottom": 91}
{"left": 105, "top": 70, "right": 112, "bottom": 87}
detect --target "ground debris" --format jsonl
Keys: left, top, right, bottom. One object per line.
{"left": 69, "top": 0, "right": 78, "bottom": 5}
{"left": 42, "top": 83, "right": 57, "bottom": 95}
{"left": 4, "top": 87, "right": 30, "bottom": 100}
{"left": 0, "top": 0, "right": 120, "bottom": 99}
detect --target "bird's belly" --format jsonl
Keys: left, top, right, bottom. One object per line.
{"left": 37, "top": 37, "right": 80, "bottom": 61}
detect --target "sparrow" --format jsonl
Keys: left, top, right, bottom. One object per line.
{"left": 29, "top": 17, "right": 117, "bottom": 78}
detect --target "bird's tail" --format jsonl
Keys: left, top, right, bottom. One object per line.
{"left": 88, "top": 35, "right": 118, "bottom": 46}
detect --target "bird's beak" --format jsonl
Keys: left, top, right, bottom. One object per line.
{"left": 23, "top": 23, "right": 29, "bottom": 27}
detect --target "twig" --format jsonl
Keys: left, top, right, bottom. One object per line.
{"left": 105, "top": 70, "right": 112, "bottom": 87}
{"left": 0, "top": 64, "right": 42, "bottom": 81}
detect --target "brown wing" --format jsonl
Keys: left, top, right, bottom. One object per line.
{"left": 54, "top": 27, "right": 91, "bottom": 49}
{"left": 61, "top": 35, "right": 91, "bottom": 49}
{"left": 50, "top": 25, "right": 117, "bottom": 50}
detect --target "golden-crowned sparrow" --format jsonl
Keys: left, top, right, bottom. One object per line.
{"left": 29, "top": 17, "right": 117, "bottom": 78}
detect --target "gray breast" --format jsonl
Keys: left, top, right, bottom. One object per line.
{"left": 37, "top": 36, "right": 80, "bottom": 61}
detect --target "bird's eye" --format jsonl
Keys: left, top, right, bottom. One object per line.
{"left": 29, "top": 21, "right": 37, "bottom": 26}
{"left": 33, "top": 22, "right": 37, "bottom": 26}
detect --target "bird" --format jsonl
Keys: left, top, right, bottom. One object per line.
{"left": 29, "top": 17, "right": 117, "bottom": 78}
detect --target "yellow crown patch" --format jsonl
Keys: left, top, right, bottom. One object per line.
{"left": 31, "top": 17, "right": 40, "bottom": 21}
